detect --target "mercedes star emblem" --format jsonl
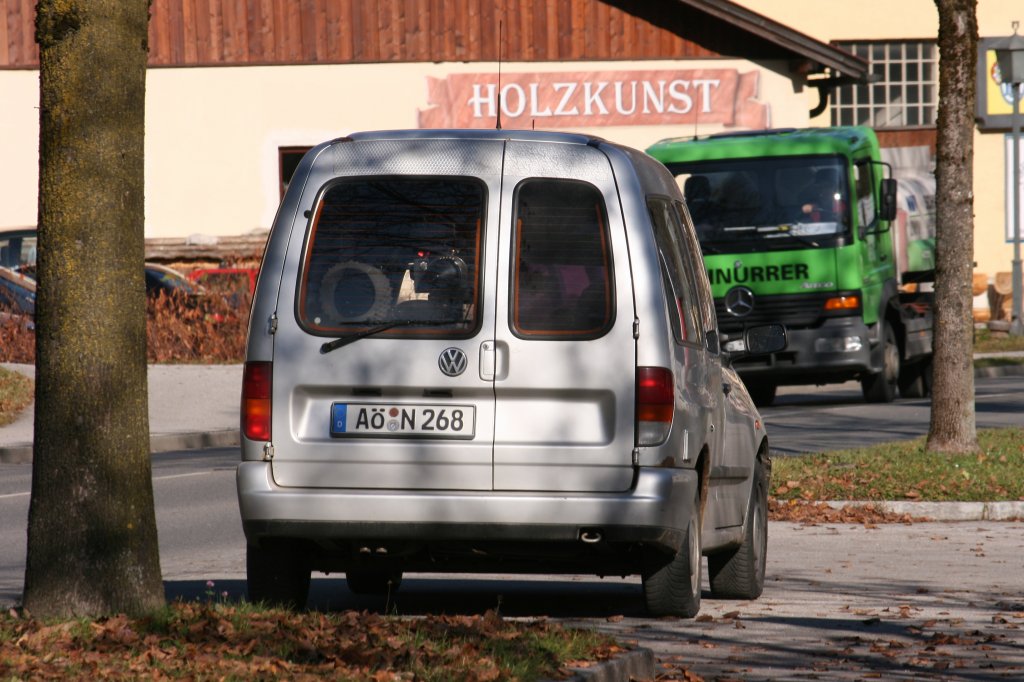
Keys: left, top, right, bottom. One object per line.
{"left": 724, "top": 286, "right": 755, "bottom": 317}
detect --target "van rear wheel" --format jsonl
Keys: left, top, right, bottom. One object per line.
{"left": 247, "top": 542, "right": 311, "bottom": 610}
{"left": 708, "top": 458, "right": 768, "bottom": 599}
{"left": 642, "top": 486, "right": 702, "bottom": 618}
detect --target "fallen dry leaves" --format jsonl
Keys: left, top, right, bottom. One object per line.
{"left": 0, "top": 602, "right": 622, "bottom": 681}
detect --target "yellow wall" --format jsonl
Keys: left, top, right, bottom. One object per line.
{"left": 0, "top": 71, "right": 40, "bottom": 231}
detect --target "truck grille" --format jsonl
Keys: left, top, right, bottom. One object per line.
{"left": 715, "top": 292, "right": 833, "bottom": 332}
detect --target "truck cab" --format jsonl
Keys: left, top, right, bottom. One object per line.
{"left": 648, "top": 127, "right": 933, "bottom": 404}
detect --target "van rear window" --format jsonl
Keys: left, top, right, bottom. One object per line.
{"left": 512, "top": 180, "right": 613, "bottom": 338}
{"left": 299, "top": 177, "right": 484, "bottom": 336}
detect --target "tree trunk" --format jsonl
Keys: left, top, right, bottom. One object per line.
{"left": 24, "top": 0, "right": 163, "bottom": 617}
{"left": 927, "top": 0, "right": 979, "bottom": 454}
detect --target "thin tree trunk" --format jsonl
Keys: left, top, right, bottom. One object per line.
{"left": 927, "top": 0, "right": 979, "bottom": 454}
{"left": 24, "top": 0, "right": 163, "bottom": 617}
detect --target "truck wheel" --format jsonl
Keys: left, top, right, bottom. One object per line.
{"left": 642, "top": 486, "right": 702, "bottom": 618}
{"left": 247, "top": 542, "right": 311, "bottom": 609}
{"left": 898, "top": 357, "right": 932, "bottom": 399}
{"left": 346, "top": 570, "right": 403, "bottom": 595}
{"left": 708, "top": 458, "right": 768, "bottom": 600}
{"left": 861, "top": 323, "right": 899, "bottom": 403}
{"left": 746, "top": 382, "right": 777, "bottom": 407}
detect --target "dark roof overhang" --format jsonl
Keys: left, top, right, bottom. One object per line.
{"left": 602, "top": 0, "right": 869, "bottom": 84}
{"left": 676, "top": 0, "right": 870, "bottom": 82}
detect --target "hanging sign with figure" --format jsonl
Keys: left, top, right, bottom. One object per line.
{"left": 976, "top": 37, "right": 1024, "bottom": 130}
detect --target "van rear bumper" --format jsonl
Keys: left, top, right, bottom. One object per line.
{"left": 237, "top": 462, "right": 697, "bottom": 557}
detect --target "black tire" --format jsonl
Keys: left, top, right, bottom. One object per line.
{"left": 897, "top": 362, "right": 924, "bottom": 398}
{"left": 708, "top": 458, "right": 768, "bottom": 600}
{"left": 898, "top": 357, "right": 933, "bottom": 399}
{"left": 246, "top": 542, "right": 311, "bottom": 610}
{"left": 642, "top": 486, "right": 702, "bottom": 618}
{"left": 346, "top": 570, "right": 403, "bottom": 595}
{"left": 746, "top": 382, "right": 777, "bottom": 407}
{"left": 861, "top": 322, "right": 899, "bottom": 403}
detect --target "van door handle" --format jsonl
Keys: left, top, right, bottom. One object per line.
{"left": 481, "top": 340, "right": 510, "bottom": 381}
{"left": 479, "top": 341, "right": 496, "bottom": 380}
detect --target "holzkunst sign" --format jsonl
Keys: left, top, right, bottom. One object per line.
{"left": 419, "top": 69, "right": 769, "bottom": 129}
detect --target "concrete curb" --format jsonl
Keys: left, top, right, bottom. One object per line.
{"left": 974, "top": 363, "right": 1024, "bottom": 378}
{"left": 822, "top": 499, "right": 1024, "bottom": 521}
{"left": 558, "top": 647, "right": 655, "bottom": 682}
{"left": 0, "top": 429, "right": 239, "bottom": 465}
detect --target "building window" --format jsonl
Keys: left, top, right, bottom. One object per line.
{"left": 832, "top": 41, "right": 938, "bottom": 129}
{"left": 279, "top": 147, "right": 311, "bottom": 197}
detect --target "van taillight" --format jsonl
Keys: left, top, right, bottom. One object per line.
{"left": 242, "top": 361, "right": 272, "bottom": 441}
{"left": 637, "top": 367, "right": 674, "bottom": 446}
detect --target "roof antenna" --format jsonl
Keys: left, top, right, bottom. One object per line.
{"left": 692, "top": 94, "right": 700, "bottom": 140}
{"left": 496, "top": 20, "right": 503, "bottom": 130}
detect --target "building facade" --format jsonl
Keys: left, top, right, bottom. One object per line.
{"left": 0, "top": 0, "right": 1020, "bottom": 279}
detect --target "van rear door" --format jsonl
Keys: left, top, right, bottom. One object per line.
{"left": 268, "top": 138, "right": 503, "bottom": 491}
{"left": 490, "top": 140, "right": 637, "bottom": 492}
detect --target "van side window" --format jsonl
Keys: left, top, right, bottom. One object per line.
{"left": 649, "top": 197, "right": 700, "bottom": 345}
{"left": 298, "top": 177, "right": 485, "bottom": 337}
{"left": 512, "top": 180, "right": 614, "bottom": 338}
{"left": 674, "top": 201, "right": 717, "bottom": 342}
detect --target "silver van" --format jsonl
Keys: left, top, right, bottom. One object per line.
{"left": 237, "top": 129, "right": 784, "bottom": 617}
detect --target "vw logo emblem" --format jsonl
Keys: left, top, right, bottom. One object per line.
{"left": 438, "top": 348, "right": 468, "bottom": 377}
{"left": 724, "top": 287, "right": 755, "bottom": 317}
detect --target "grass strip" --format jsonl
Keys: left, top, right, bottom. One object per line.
{"left": 972, "top": 327, "right": 1024, "bottom": 354}
{"left": 772, "top": 427, "right": 1024, "bottom": 502}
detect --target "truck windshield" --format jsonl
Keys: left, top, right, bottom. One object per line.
{"left": 664, "top": 155, "right": 850, "bottom": 252}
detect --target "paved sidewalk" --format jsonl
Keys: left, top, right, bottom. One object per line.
{"left": 0, "top": 363, "right": 242, "bottom": 464}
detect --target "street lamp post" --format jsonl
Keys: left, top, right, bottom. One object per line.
{"left": 995, "top": 22, "right": 1024, "bottom": 336}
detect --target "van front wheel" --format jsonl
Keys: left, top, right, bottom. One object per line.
{"left": 708, "top": 458, "right": 768, "bottom": 599}
{"left": 642, "top": 487, "right": 702, "bottom": 618}
{"left": 247, "top": 542, "right": 311, "bottom": 610}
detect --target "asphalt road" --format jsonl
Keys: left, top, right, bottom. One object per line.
{"left": 2, "top": 375, "right": 1024, "bottom": 679}
{"left": 761, "top": 374, "right": 1024, "bottom": 455}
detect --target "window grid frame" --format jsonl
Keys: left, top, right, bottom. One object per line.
{"left": 831, "top": 41, "right": 938, "bottom": 130}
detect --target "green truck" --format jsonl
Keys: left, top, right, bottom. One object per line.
{"left": 647, "top": 126, "right": 934, "bottom": 405}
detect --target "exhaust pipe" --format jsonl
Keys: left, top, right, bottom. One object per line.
{"left": 579, "top": 529, "right": 603, "bottom": 544}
